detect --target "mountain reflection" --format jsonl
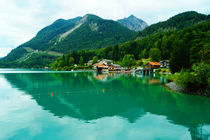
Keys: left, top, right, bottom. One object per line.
{"left": 2, "top": 72, "right": 210, "bottom": 139}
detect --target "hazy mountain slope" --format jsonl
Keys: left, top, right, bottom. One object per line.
{"left": 3, "top": 17, "right": 82, "bottom": 63}
{"left": 117, "top": 15, "right": 148, "bottom": 31}
{"left": 21, "top": 17, "right": 82, "bottom": 51}
{"left": 50, "top": 14, "right": 136, "bottom": 52}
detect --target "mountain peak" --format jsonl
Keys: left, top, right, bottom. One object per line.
{"left": 128, "top": 14, "right": 136, "bottom": 18}
{"left": 117, "top": 15, "right": 148, "bottom": 31}
{"left": 83, "top": 14, "right": 101, "bottom": 19}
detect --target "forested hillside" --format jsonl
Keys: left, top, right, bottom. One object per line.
{"left": 52, "top": 20, "right": 210, "bottom": 74}
{"left": 138, "top": 11, "right": 209, "bottom": 37}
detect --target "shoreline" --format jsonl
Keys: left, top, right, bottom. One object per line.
{"left": 165, "top": 82, "right": 210, "bottom": 97}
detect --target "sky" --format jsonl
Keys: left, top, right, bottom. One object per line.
{"left": 0, "top": 0, "right": 209, "bottom": 57}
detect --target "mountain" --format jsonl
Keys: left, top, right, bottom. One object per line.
{"left": 0, "top": 14, "right": 136, "bottom": 68}
{"left": 1, "top": 11, "right": 209, "bottom": 68}
{"left": 51, "top": 14, "right": 136, "bottom": 52}
{"left": 138, "top": 11, "right": 210, "bottom": 36}
{"left": 117, "top": 15, "right": 148, "bottom": 31}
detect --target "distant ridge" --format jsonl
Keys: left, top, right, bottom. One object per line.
{"left": 138, "top": 11, "right": 210, "bottom": 36}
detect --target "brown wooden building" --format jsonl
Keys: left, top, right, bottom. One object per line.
{"left": 145, "top": 62, "right": 161, "bottom": 69}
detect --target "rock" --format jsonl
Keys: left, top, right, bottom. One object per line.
{"left": 166, "top": 82, "right": 183, "bottom": 93}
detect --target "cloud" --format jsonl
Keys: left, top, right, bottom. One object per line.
{"left": 54, "top": 0, "right": 210, "bottom": 22}
{"left": 0, "top": 0, "right": 61, "bottom": 57}
{"left": 0, "top": 0, "right": 209, "bottom": 57}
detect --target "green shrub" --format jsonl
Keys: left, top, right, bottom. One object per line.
{"left": 155, "top": 68, "right": 161, "bottom": 73}
{"left": 175, "top": 63, "right": 210, "bottom": 94}
{"left": 162, "top": 69, "right": 166, "bottom": 73}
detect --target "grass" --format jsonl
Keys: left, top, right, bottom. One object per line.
{"left": 23, "top": 47, "right": 63, "bottom": 57}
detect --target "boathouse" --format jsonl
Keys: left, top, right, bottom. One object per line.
{"left": 145, "top": 62, "right": 161, "bottom": 69}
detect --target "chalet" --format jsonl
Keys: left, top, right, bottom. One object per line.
{"left": 93, "top": 63, "right": 108, "bottom": 69}
{"left": 93, "top": 63, "right": 108, "bottom": 72}
{"left": 99, "top": 59, "right": 113, "bottom": 65}
{"left": 145, "top": 62, "right": 161, "bottom": 69}
{"left": 88, "top": 59, "right": 113, "bottom": 66}
{"left": 159, "top": 60, "right": 169, "bottom": 68}
{"left": 109, "top": 64, "right": 122, "bottom": 71}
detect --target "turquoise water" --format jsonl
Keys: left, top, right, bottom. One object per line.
{"left": 0, "top": 69, "right": 209, "bottom": 140}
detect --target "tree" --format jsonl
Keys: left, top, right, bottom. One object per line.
{"left": 139, "top": 49, "right": 146, "bottom": 59}
{"left": 199, "top": 44, "right": 210, "bottom": 63}
{"left": 149, "top": 48, "right": 161, "bottom": 61}
{"left": 161, "top": 36, "right": 170, "bottom": 59}
{"left": 112, "top": 45, "right": 119, "bottom": 61}
{"left": 170, "top": 39, "right": 190, "bottom": 73}
{"left": 122, "top": 54, "right": 136, "bottom": 68}
{"left": 79, "top": 56, "right": 84, "bottom": 66}
{"left": 92, "top": 56, "right": 98, "bottom": 65}
{"left": 69, "top": 57, "right": 74, "bottom": 66}
{"left": 175, "top": 63, "right": 210, "bottom": 94}
{"left": 136, "top": 60, "right": 143, "bottom": 66}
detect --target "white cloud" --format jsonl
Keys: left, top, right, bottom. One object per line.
{"left": 0, "top": 0, "right": 209, "bottom": 57}
{"left": 0, "top": 0, "right": 48, "bottom": 57}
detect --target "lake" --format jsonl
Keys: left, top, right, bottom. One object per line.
{"left": 0, "top": 69, "right": 210, "bottom": 140}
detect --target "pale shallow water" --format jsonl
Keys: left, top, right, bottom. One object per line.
{"left": 0, "top": 69, "right": 209, "bottom": 140}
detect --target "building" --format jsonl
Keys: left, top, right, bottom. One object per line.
{"left": 93, "top": 63, "right": 109, "bottom": 72}
{"left": 93, "top": 63, "right": 109, "bottom": 69}
{"left": 145, "top": 62, "right": 161, "bottom": 69}
{"left": 135, "top": 67, "right": 143, "bottom": 73}
{"left": 159, "top": 60, "right": 169, "bottom": 68}
{"left": 108, "top": 64, "right": 122, "bottom": 71}
{"left": 99, "top": 59, "right": 113, "bottom": 65}
{"left": 88, "top": 59, "right": 113, "bottom": 66}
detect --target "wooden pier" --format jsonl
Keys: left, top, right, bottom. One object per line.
{"left": 136, "top": 68, "right": 154, "bottom": 75}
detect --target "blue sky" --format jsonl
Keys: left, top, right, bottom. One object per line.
{"left": 0, "top": 0, "right": 209, "bottom": 57}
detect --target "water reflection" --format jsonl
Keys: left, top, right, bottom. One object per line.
{"left": 1, "top": 72, "right": 210, "bottom": 139}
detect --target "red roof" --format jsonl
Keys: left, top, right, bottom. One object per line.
{"left": 146, "top": 62, "right": 161, "bottom": 66}
{"left": 93, "top": 63, "right": 108, "bottom": 68}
